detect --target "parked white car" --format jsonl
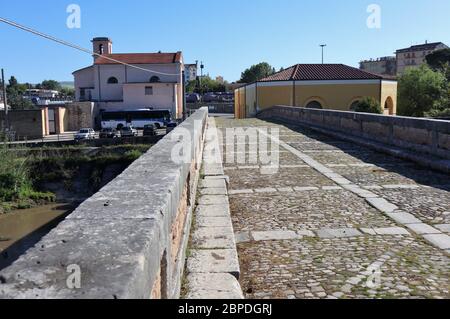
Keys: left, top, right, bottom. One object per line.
{"left": 120, "top": 126, "right": 138, "bottom": 137}
{"left": 75, "top": 128, "right": 96, "bottom": 141}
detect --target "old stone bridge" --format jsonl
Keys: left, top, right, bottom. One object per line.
{"left": 1, "top": 107, "right": 449, "bottom": 299}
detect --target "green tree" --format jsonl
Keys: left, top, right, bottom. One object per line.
{"left": 8, "top": 76, "right": 18, "bottom": 87}
{"left": 350, "top": 97, "right": 382, "bottom": 114}
{"left": 426, "top": 49, "right": 450, "bottom": 70}
{"left": 60, "top": 87, "right": 75, "bottom": 98}
{"left": 397, "top": 65, "right": 448, "bottom": 117}
{"left": 38, "top": 80, "right": 62, "bottom": 91}
{"left": 6, "top": 76, "right": 35, "bottom": 110}
{"left": 187, "top": 76, "right": 226, "bottom": 94}
{"left": 239, "top": 62, "right": 275, "bottom": 83}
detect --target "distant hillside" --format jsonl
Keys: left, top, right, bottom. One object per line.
{"left": 59, "top": 81, "right": 74, "bottom": 88}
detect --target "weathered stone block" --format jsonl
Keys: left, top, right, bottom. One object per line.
{"left": 317, "top": 228, "right": 363, "bottom": 239}
{"left": 187, "top": 249, "right": 240, "bottom": 279}
{"left": 186, "top": 273, "right": 244, "bottom": 299}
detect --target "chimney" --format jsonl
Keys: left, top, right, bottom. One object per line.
{"left": 92, "top": 37, "right": 113, "bottom": 61}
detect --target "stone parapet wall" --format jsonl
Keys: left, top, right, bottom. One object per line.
{"left": 258, "top": 106, "right": 450, "bottom": 172}
{"left": 0, "top": 108, "right": 209, "bottom": 299}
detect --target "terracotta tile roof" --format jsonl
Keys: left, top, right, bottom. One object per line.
{"left": 396, "top": 42, "right": 448, "bottom": 53}
{"left": 260, "top": 64, "right": 384, "bottom": 81}
{"left": 94, "top": 52, "right": 182, "bottom": 65}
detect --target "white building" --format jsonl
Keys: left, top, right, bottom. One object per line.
{"left": 73, "top": 37, "right": 185, "bottom": 119}
{"left": 185, "top": 63, "right": 198, "bottom": 82}
{"left": 396, "top": 42, "right": 448, "bottom": 75}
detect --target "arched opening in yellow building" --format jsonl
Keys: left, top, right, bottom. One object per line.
{"left": 384, "top": 96, "right": 395, "bottom": 115}
{"left": 304, "top": 97, "right": 326, "bottom": 109}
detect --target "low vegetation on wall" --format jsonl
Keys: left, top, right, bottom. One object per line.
{"left": 0, "top": 144, "right": 151, "bottom": 213}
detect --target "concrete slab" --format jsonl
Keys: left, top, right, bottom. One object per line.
{"left": 199, "top": 179, "right": 227, "bottom": 189}
{"left": 373, "top": 227, "right": 411, "bottom": 236}
{"left": 366, "top": 198, "right": 398, "bottom": 214}
{"left": 186, "top": 273, "right": 244, "bottom": 299}
{"left": 200, "top": 188, "right": 228, "bottom": 195}
{"left": 435, "top": 224, "right": 450, "bottom": 233}
{"left": 294, "top": 186, "right": 320, "bottom": 192}
{"left": 251, "top": 230, "right": 299, "bottom": 242}
{"left": 406, "top": 223, "right": 441, "bottom": 235}
{"left": 196, "top": 205, "right": 230, "bottom": 218}
{"left": 386, "top": 212, "right": 422, "bottom": 225}
{"left": 187, "top": 249, "right": 240, "bottom": 279}
{"left": 322, "top": 186, "right": 343, "bottom": 191}
{"left": 203, "top": 167, "right": 225, "bottom": 176}
{"left": 423, "top": 234, "right": 450, "bottom": 250}
{"left": 192, "top": 228, "right": 236, "bottom": 250}
{"left": 196, "top": 216, "right": 233, "bottom": 228}
{"left": 197, "top": 195, "right": 229, "bottom": 206}
{"left": 297, "top": 230, "right": 316, "bottom": 237}
{"left": 254, "top": 188, "right": 278, "bottom": 193}
{"left": 330, "top": 177, "right": 353, "bottom": 185}
{"left": 317, "top": 228, "right": 363, "bottom": 239}
{"left": 277, "top": 187, "right": 294, "bottom": 193}
{"left": 360, "top": 228, "right": 377, "bottom": 235}
{"left": 235, "top": 232, "right": 252, "bottom": 244}
{"left": 228, "top": 189, "right": 254, "bottom": 195}
{"left": 343, "top": 185, "right": 378, "bottom": 198}
{"left": 363, "top": 185, "right": 383, "bottom": 190}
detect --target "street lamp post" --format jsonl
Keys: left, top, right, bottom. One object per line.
{"left": 1, "top": 68, "right": 8, "bottom": 131}
{"left": 200, "top": 61, "right": 204, "bottom": 92}
{"left": 320, "top": 44, "right": 327, "bottom": 64}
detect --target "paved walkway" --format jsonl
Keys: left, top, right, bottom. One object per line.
{"left": 215, "top": 117, "right": 450, "bottom": 299}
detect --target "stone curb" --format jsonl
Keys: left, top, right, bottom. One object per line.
{"left": 186, "top": 117, "right": 244, "bottom": 299}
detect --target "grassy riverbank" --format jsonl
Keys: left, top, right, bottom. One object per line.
{"left": 0, "top": 144, "right": 151, "bottom": 214}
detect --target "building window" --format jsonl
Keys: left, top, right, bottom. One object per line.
{"left": 150, "top": 76, "right": 161, "bottom": 83}
{"left": 305, "top": 100, "right": 323, "bottom": 109}
{"left": 107, "top": 77, "right": 118, "bottom": 84}
{"left": 145, "top": 86, "right": 153, "bottom": 95}
{"left": 99, "top": 44, "right": 104, "bottom": 55}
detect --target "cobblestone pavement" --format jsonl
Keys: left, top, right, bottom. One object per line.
{"left": 215, "top": 117, "right": 450, "bottom": 299}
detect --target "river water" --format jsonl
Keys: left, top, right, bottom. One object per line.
{"left": 0, "top": 203, "right": 75, "bottom": 270}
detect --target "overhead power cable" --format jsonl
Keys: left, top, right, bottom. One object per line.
{"left": 0, "top": 16, "right": 181, "bottom": 76}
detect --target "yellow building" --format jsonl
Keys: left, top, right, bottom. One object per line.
{"left": 235, "top": 64, "right": 397, "bottom": 119}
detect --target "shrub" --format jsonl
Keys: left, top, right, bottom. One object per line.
{"left": 124, "top": 149, "right": 143, "bottom": 161}
{"left": 398, "top": 65, "right": 448, "bottom": 117}
{"left": 0, "top": 144, "right": 31, "bottom": 201}
{"left": 350, "top": 97, "right": 383, "bottom": 114}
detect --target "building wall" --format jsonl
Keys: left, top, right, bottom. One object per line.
{"left": 381, "top": 81, "right": 398, "bottom": 115}
{"left": 360, "top": 58, "right": 397, "bottom": 76}
{"left": 396, "top": 44, "right": 447, "bottom": 75}
{"left": 74, "top": 67, "right": 95, "bottom": 101}
{"left": 245, "top": 84, "right": 257, "bottom": 117}
{"left": 122, "top": 83, "right": 177, "bottom": 113}
{"left": 0, "top": 109, "right": 46, "bottom": 139}
{"left": 234, "top": 79, "right": 398, "bottom": 118}
{"left": 234, "top": 87, "right": 246, "bottom": 119}
{"left": 257, "top": 82, "right": 294, "bottom": 110}
{"left": 76, "top": 63, "right": 182, "bottom": 99}
{"left": 95, "top": 64, "right": 126, "bottom": 101}
{"left": 294, "top": 80, "right": 381, "bottom": 111}
{"left": 65, "top": 102, "right": 96, "bottom": 131}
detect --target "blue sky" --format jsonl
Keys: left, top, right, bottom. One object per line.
{"left": 0, "top": 0, "right": 449, "bottom": 83}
